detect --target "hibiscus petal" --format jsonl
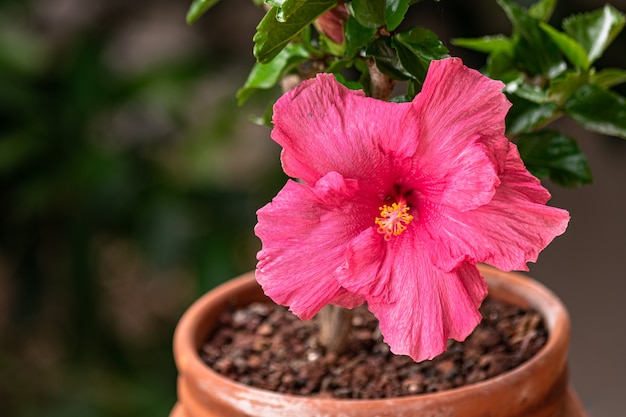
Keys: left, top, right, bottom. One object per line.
{"left": 337, "top": 227, "right": 390, "bottom": 302}
{"left": 255, "top": 172, "right": 371, "bottom": 319}
{"left": 336, "top": 227, "right": 487, "bottom": 361}
{"left": 411, "top": 57, "right": 511, "bottom": 211}
{"left": 273, "top": 73, "right": 418, "bottom": 186}
{"left": 422, "top": 144, "right": 570, "bottom": 272}
{"left": 368, "top": 237, "right": 486, "bottom": 361}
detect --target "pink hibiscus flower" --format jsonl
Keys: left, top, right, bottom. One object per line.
{"left": 255, "top": 57, "right": 570, "bottom": 362}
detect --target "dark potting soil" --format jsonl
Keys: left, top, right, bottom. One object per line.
{"left": 199, "top": 298, "right": 547, "bottom": 399}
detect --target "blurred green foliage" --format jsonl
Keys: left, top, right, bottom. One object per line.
{"left": 0, "top": 0, "right": 278, "bottom": 416}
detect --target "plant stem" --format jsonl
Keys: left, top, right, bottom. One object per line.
{"left": 368, "top": 58, "right": 396, "bottom": 100}
{"left": 317, "top": 304, "right": 353, "bottom": 355}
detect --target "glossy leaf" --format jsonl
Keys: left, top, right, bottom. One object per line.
{"left": 386, "top": 0, "right": 411, "bottom": 31}
{"left": 393, "top": 27, "right": 449, "bottom": 82}
{"left": 547, "top": 70, "right": 587, "bottom": 103}
{"left": 528, "top": 0, "right": 557, "bottom": 22}
{"left": 591, "top": 68, "right": 626, "bottom": 89}
{"left": 267, "top": 0, "right": 339, "bottom": 23}
{"left": 272, "top": 0, "right": 306, "bottom": 22}
{"left": 564, "top": 84, "right": 626, "bottom": 139}
{"left": 485, "top": 50, "right": 519, "bottom": 82}
{"left": 348, "top": 0, "right": 410, "bottom": 31}
{"left": 452, "top": 35, "right": 513, "bottom": 55}
{"left": 253, "top": 1, "right": 336, "bottom": 63}
{"left": 345, "top": 15, "right": 376, "bottom": 56}
{"left": 237, "top": 44, "right": 309, "bottom": 104}
{"left": 395, "top": 27, "right": 449, "bottom": 60}
{"left": 517, "top": 130, "right": 592, "bottom": 187}
{"left": 497, "top": 0, "right": 566, "bottom": 78}
{"left": 563, "top": 5, "right": 625, "bottom": 64}
{"left": 351, "top": 0, "right": 386, "bottom": 29}
{"left": 506, "top": 82, "right": 548, "bottom": 104}
{"left": 366, "top": 36, "right": 411, "bottom": 80}
{"left": 506, "top": 94, "right": 558, "bottom": 135}
{"left": 539, "top": 23, "right": 590, "bottom": 69}
{"left": 186, "top": 0, "right": 221, "bottom": 24}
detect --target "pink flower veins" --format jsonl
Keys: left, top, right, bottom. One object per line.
{"left": 255, "top": 57, "right": 570, "bottom": 362}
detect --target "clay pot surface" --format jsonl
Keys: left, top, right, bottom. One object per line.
{"left": 171, "top": 264, "right": 588, "bottom": 417}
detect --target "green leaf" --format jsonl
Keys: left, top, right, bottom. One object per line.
{"left": 186, "top": 0, "right": 221, "bottom": 24}
{"left": 505, "top": 94, "right": 559, "bottom": 135}
{"left": 517, "top": 130, "right": 592, "bottom": 187}
{"left": 564, "top": 83, "right": 626, "bottom": 139}
{"left": 497, "top": 0, "right": 566, "bottom": 78}
{"left": 267, "top": 0, "right": 336, "bottom": 23}
{"left": 452, "top": 35, "right": 514, "bottom": 55}
{"left": 528, "top": 0, "right": 557, "bottom": 22}
{"left": 366, "top": 36, "right": 411, "bottom": 80}
{"left": 385, "top": 0, "right": 411, "bottom": 31}
{"left": 266, "top": 0, "right": 286, "bottom": 6}
{"left": 563, "top": 5, "right": 625, "bottom": 65}
{"left": 485, "top": 50, "right": 520, "bottom": 82}
{"left": 237, "top": 44, "right": 309, "bottom": 104}
{"left": 506, "top": 82, "right": 548, "bottom": 104}
{"left": 547, "top": 70, "right": 588, "bottom": 104}
{"left": 539, "top": 22, "right": 590, "bottom": 69}
{"left": 345, "top": 15, "right": 376, "bottom": 56}
{"left": 395, "top": 27, "right": 449, "bottom": 60}
{"left": 350, "top": 0, "right": 410, "bottom": 31}
{"left": 253, "top": 1, "right": 337, "bottom": 63}
{"left": 351, "top": 0, "right": 386, "bottom": 29}
{"left": 392, "top": 26, "right": 449, "bottom": 83}
{"left": 333, "top": 72, "right": 367, "bottom": 91}
{"left": 591, "top": 68, "right": 626, "bottom": 89}
{"left": 271, "top": 0, "right": 304, "bottom": 22}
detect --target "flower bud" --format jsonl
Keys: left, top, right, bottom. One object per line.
{"left": 315, "top": 3, "right": 349, "bottom": 45}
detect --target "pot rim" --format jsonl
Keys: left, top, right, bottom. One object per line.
{"left": 173, "top": 264, "right": 570, "bottom": 409}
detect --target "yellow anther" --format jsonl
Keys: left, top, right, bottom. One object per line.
{"left": 375, "top": 201, "right": 414, "bottom": 241}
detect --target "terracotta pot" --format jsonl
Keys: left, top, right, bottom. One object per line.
{"left": 170, "top": 264, "right": 587, "bottom": 417}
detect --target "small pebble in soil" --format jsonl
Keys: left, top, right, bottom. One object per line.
{"left": 199, "top": 298, "right": 547, "bottom": 399}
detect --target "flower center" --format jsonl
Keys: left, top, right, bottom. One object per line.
{"left": 375, "top": 201, "right": 414, "bottom": 241}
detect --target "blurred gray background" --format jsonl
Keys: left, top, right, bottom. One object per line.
{"left": 0, "top": 0, "right": 624, "bottom": 416}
